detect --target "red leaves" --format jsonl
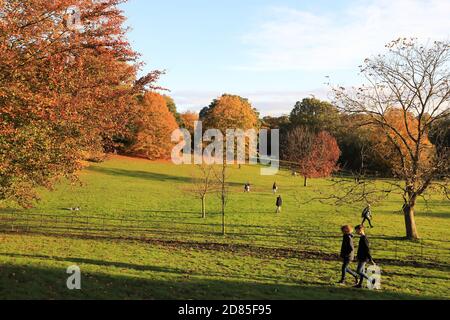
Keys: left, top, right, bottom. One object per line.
{"left": 303, "top": 131, "right": 341, "bottom": 179}
{"left": 282, "top": 128, "right": 340, "bottom": 181}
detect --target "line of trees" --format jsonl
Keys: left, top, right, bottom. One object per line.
{"left": 2, "top": 4, "right": 447, "bottom": 241}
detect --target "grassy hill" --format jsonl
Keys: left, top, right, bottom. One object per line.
{"left": 0, "top": 155, "right": 449, "bottom": 299}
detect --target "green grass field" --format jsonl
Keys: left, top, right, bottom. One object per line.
{"left": 0, "top": 155, "right": 449, "bottom": 300}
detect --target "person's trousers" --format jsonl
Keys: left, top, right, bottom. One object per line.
{"left": 276, "top": 206, "right": 281, "bottom": 213}
{"left": 362, "top": 217, "right": 373, "bottom": 227}
{"left": 341, "top": 258, "right": 358, "bottom": 281}
{"left": 356, "top": 261, "right": 371, "bottom": 285}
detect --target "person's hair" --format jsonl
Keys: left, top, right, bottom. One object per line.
{"left": 341, "top": 225, "right": 353, "bottom": 234}
{"left": 355, "top": 225, "right": 365, "bottom": 232}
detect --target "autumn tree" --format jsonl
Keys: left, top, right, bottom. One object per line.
{"left": 200, "top": 94, "right": 259, "bottom": 133}
{"left": 180, "top": 111, "right": 199, "bottom": 136}
{"left": 337, "top": 114, "right": 391, "bottom": 174}
{"left": 200, "top": 94, "right": 260, "bottom": 164}
{"left": 0, "top": 0, "right": 161, "bottom": 206}
{"left": 282, "top": 127, "right": 340, "bottom": 186}
{"left": 282, "top": 126, "right": 315, "bottom": 179}
{"left": 334, "top": 38, "right": 450, "bottom": 239}
{"left": 164, "top": 95, "right": 183, "bottom": 127}
{"left": 129, "top": 92, "right": 179, "bottom": 160}
{"left": 369, "top": 108, "right": 435, "bottom": 176}
{"left": 199, "top": 94, "right": 259, "bottom": 233}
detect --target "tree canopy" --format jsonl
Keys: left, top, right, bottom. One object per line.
{"left": 290, "top": 98, "right": 341, "bottom": 134}
{"left": 129, "top": 92, "right": 179, "bottom": 160}
{"left": 200, "top": 94, "right": 260, "bottom": 133}
{"left": 0, "top": 0, "right": 161, "bottom": 206}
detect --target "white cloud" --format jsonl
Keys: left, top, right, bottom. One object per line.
{"left": 240, "top": 0, "right": 450, "bottom": 71}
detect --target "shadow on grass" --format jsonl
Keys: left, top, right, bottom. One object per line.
{"left": 86, "top": 167, "right": 192, "bottom": 184}
{"left": 417, "top": 211, "right": 450, "bottom": 219}
{"left": 2, "top": 232, "right": 448, "bottom": 272}
{"left": 87, "top": 166, "right": 245, "bottom": 187}
{"left": 0, "top": 263, "right": 438, "bottom": 300}
{"left": 0, "top": 252, "right": 314, "bottom": 284}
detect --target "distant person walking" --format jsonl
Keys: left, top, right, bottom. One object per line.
{"left": 354, "top": 225, "right": 376, "bottom": 288}
{"left": 276, "top": 195, "right": 283, "bottom": 213}
{"left": 361, "top": 205, "right": 374, "bottom": 228}
{"left": 244, "top": 183, "right": 251, "bottom": 193}
{"left": 272, "top": 182, "right": 278, "bottom": 194}
{"left": 338, "top": 225, "right": 359, "bottom": 285}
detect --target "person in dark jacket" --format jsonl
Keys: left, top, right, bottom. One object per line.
{"left": 354, "top": 225, "right": 376, "bottom": 288}
{"left": 338, "top": 225, "right": 359, "bottom": 284}
{"left": 272, "top": 182, "right": 278, "bottom": 194}
{"left": 361, "top": 204, "right": 374, "bottom": 228}
{"left": 276, "top": 195, "right": 283, "bottom": 213}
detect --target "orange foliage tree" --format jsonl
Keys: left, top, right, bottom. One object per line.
{"left": 129, "top": 92, "right": 179, "bottom": 160}
{"left": 200, "top": 94, "right": 260, "bottom": 163}
{"left": 200, "top": 94, "right": 259, "bottom": 133}
{"left": 370, "top": 108, "right": 435, "bottom": 174}
{"left": 0, "top": 0, "right": 161, "bottom": 206}
{"left": 180, "top": 111, "right": 200, "bottom": 136}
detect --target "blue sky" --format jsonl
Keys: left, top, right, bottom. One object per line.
{"left": 121, "top": 0, "right": 450, "bottom": 115}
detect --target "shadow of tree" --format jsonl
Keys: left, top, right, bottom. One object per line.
{"left": 0, "top": 263, "right": 437, "bottom": 300}
{"left": 87, "top": 166, "right": 246, "bottom": 187}
{"left": 86, "top": 167, "right": 192, "bottom": 184}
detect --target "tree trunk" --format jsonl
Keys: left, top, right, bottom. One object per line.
{"left": 304, "top": 177, "right": 308, "bottom": 187}
{"left": 201, "top": 196, "right": 206, "bottom": 219}
{"left": 221, "top": 200, "right": 225, "bottom": 235}
{"left": 403, "top": 203, "right": 419, "bottom": 240}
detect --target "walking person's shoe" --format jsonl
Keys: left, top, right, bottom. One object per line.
{"left": 337, "top": 280, "right": 345, "bottom": 285}
{"left": 353, "top": 283, "right": 363, "bottom": 288}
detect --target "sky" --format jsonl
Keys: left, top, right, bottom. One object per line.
{"left": 121, "top": 0, "right": 450, "bottom": 116}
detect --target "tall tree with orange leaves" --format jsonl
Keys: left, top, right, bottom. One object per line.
{"left": 129, "top": 92, "right": 179, "bottom": 160}
{"left": 200, "top": 94, "right": 259, "bottom": 133}
{"left": 0, "top": 0, "right": 162, "bottom": 206}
